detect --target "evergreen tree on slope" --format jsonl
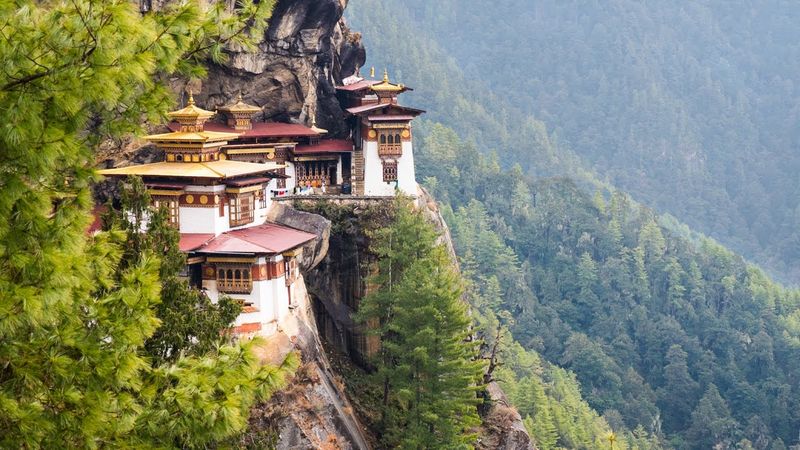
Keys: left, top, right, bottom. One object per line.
{"left": 358, "top": 198, "right": 484, "bottom": 448}
{"left": 111, "top": 176, "right": 241, "bottom": 364}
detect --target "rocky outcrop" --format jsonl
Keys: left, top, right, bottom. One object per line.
{"left": 477, "top": 383, "right": 537, "bottom": 450}
{"left": 266, "top": 202, "right": 331, "bottom": 270}
{"left": 245, "top": 275, "right": 372, "bottom": 450}
{"left": 189, "top": 0, "right": 365, "bottom": 137}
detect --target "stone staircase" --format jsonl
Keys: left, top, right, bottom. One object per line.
{"left": 352, "top": 147, "right": 365, "bottom": 195}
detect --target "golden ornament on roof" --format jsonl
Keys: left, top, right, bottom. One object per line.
{"left": 168, "top": 90, "right": 216, "bottom": 122}
{"left": 370, "top": 69, "right": 404, "bottom": 93}
{"left": 218, "top": 92, "right": 261, "bottom": 114}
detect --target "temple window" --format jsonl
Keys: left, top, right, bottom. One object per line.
{"left": 152, "top": 196, "right": 180, "bottom": 227}
{"left": 257, "top": 188, "right": 267, "bottom": 209}
{"left": 382, "top": 160, "right": 398, "bottom": 182}
{"left": 378, "top": 130, "right": 402, "bottom": 156}
{"left": 216, "top": 266, "right": 253, "bottom": 294}
{"left": 229, "top": 193, "right": 255, "bottom": 227}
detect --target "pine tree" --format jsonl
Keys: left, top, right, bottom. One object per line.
{"left": 355, "top": 196, "right": 438, "bottom": 426}
{"left": 113, "top": 177, "right": 242, "bottom": 364}
{"left": 658, "top": 345, "right": 699, "bottom": 433}
{"left": 358, "top": 198, "right": 484, "bottom": 448}
{"left": 0, "top": 1, "right": 294, "bottom": 447}
{"left": 686, "top": 384, "right": 738, "bottom": 449}
{"left": 527, "top": 376, "right": 559, "bottom": 450}
{"left": 638, "top": 218, "right": 666, "bottom": 264}
{"left": 383, "top": 246, "right": 484, "bottom": 448}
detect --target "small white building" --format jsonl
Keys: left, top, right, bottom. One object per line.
{"left": 337, "top": 70, "right": 425, "bottom": 196}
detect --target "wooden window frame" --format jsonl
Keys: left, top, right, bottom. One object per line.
{"left": 382, "top": 160, "right": 398, "bottom": 182}
{"left": 216, "top": 266, "right": 253, "bottom": 294}
{"left": 229, "top": 192, "right": 255, "bottom": 227}
{"left": 377, "top": 130, "right": 403, "bottom": 156}
{"left": 257, "top": 188, "right": 267, "bottom": 209}
{"left": 152, "top": 196, "right": 180, "bottom": 227}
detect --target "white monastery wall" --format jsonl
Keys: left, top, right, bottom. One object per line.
{"left": 397, "top": 141, "right": 417, "bottom": 195}
{"left": 362, "top": 141, "right": 395, "bottom": 196}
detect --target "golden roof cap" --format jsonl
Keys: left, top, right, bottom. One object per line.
{"left": 218, "top": 93, "right": 261, "bottom": 114}
{"left": 144, "top": 130, "right": 242, "bottom": 143}
{"left": 168, "top": 90, "right": 216, "bottom": 121}
{"left": 370, "top": 69, "right": 405, "bottom": 93}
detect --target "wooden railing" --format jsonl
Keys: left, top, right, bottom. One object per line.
{"left": 378, "top": 143, "right": 402, "bottom": 156}
{"left": 217, "top": 279, "right": 253, "bottom": 294}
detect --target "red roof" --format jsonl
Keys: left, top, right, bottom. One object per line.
{"left": 346, "top": 103, "right": 425, "bottom": 116}
{"left": 336, "top": 79, "right": 379, "bottom": 92}
{"left": 226, "top": 176, "right": 271, "bottom": 187}
{"left": 294, "top": 139, "right": 354, "bottom": 154}
{"left": 190, "top": 223, "right": 316, "bottom": 255}
{"left": 180, "top": 234, "right": 215, "bottom": 252}
{"left": 169, "top": 122, "right": 319, "bottom": 138}
{"left": 368, "top": 115, "right": 416, "bottom": 122}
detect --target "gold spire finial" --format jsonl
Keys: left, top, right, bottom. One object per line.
{"left": 370, "top": 66, "right": 375, "bottom": 78}
{"left": 187, "top": 89, "right": 195, "bottom": 106}
{"left": 309, "top": 112, "right": 328, "bottom": 135}
{"left": 236, "top": 91, "right": 243, "bottom": 103}
{"left": 383, "top": 68, "right": 389, "bottom": 82}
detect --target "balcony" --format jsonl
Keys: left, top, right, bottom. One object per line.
{"left": 217, "top": 279, "right": 253, "bottom": 294}
{"left": 378, "top": 143, "right": 402, "bottom": 157}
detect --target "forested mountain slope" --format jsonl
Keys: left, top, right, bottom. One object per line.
{"left": 419, "top": 122, "right": 800, "bottom": 449}
{"left": 348, "top": 0, "right": 800, "bottom": 284}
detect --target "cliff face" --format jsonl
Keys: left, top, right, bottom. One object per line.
{"left": 289, "top": 192, "right": 536, "bottom": 450}
{"left": 191, "top": 0, "right": 365, "bottom": 137}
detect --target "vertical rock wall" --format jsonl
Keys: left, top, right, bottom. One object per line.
{"left": 185, "top": 0, "right": 366, "bottom": 137}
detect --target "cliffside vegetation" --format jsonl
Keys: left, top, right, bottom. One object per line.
{"left": 297, "top": 199, "right": 486, "bottom": 448}
{"left": 105, "top": 177, "right": 242, "bottom": 365}
{"left": 0, "top": 2, "right": 300, "bottom": 447}
{"left": 356, "top": 198, "right": 485, "bottom": 448}
{"left": 347, "top": 2, "right": 800, "bottom": 447}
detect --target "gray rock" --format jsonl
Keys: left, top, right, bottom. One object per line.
{"left": 192, "top": 0, "right": 365, "bottom": 137}
{"left": 266, "top": 202, "right": 331, "bottom": 271}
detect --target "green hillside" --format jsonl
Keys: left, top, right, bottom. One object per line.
{"left": 347, "top": 0, "right": 800, "bottom": 284}
{"left": 421, "top": 122, "right": 800, "bottom": 449}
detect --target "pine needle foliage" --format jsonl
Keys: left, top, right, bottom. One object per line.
{"left": 357, "top": 197, "right": 485, "bottom": 449}
{"left": 110, "top": 176, "right": 242, "bottom": 365}
{"left": 0, "top": 1, "right": 295, "bottom": 448}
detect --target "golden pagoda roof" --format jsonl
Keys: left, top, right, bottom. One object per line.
{"left": 370, "top": 69, "right": 405, "bottom": 93}
{"left": 167, "top": 91, "right": 216, "bottom": 121}
{"left": 218, "top": 93, "right": 261, "bottom": 114}
{"left": 99, "top": 160, "right": 284, "bottom": 179}
{"left": 144, "top": 130, "right": 242, "bottom": 143}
